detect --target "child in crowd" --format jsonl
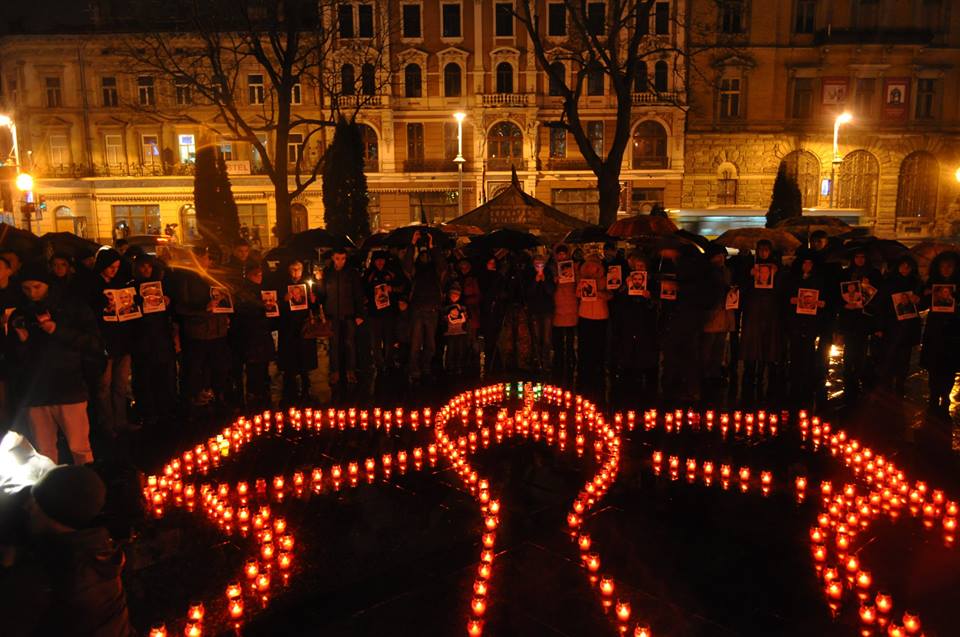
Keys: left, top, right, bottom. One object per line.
{"left": 442, "top": 284, "right": 470, "bottom": 374}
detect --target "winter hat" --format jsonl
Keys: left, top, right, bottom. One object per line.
{"left": 448, "top": 281, "right": 463, "bottom": 293}
{"left": 19, "top": 262, "right": 52, "bottom": 285}
{"left": 94, "top": 247, "right": 122, "bottom": 273}
{"left": 31, "top": 465, "right": 106, "bottom": 530}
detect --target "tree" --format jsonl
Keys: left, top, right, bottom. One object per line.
{"left": 194, "top": 145, "right": 241, "bottom": 251}
{"left": 515, "top": 1, "right": 726, "bottom": 227}
{"left": 766, "top": 162, "right": 803, "bottom": 228}
{"left": 123, "top": 0, "right": 393, "bottom": 242}
{"left": 322, "top": 118, "right": 370, "bottom": 241}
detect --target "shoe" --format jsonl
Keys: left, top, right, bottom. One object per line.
{"left": 346, "top": 371, "right": 358, "bottom": 384}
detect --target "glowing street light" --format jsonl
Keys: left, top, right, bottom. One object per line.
{"left": 830, "top": 113, "right": 853, "bottom": 208}
{"left": 453, "top": 112, "right": 467, "bottom": 217}
{"left": 15, "top": 172, "right": 33, "bottom": 192}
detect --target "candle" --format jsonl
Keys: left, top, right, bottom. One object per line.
{"left": 244, "top": 559, "right": 259, "bottom": 580}
{"left": 586, "top": 553, "right": 601, "bottom": 572}
{"left": 634, "top": 625, "right": 652, "bottom": 637}
{"left": 226, "top": 582, "right": 242, "bottom": 599}
{"left": 826, "top": 581, "right": 842, "bottom": 600}
{"left": 467, "top": 619, "right": 483, "bottom": 636}
{"left": 901, "top": 612, "right": 920, "bottom": 634}
{"left": 256, "top": 572, "right": 271, "bottom": 592}
{"left": 578, "top": 534, "right": 592, "bottom": 551}
{"left": 615, "top": 601, "right": 631, "bottom": 622}
{"left": 278, "top": 551, "right": 293, "bottom": 570}
{"left": 187, "top": 602, "right": 204, "bottom": 622}
{"left": 183, "top": 622, "right": 202, "bottom": 637}
{"left": 228, "top": 599, "right": 244, "bottom": 620}
{"left": 875, "top": 592, "right": 892, "bottom": 613}
{"left": 859, "top": 604, "right": 876, "bottom": 625}
{"left": 473, "top": 579, "right": 488, "bottom": 596}
{"left": 148, "top": 624, "right": 168, "bottom": 637}
{"left": 471, "top": 596, "right": 487, "bottom": 616}
{"left": 599, "top": 577, "right": 614, "bottom": 596}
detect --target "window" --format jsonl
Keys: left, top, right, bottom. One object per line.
{"left": 101, "top": 77, "right": 118, "bottom": 107}
{"left": 587, "top": 64, "right": 604, "bottom": 96}
{"left": 219, "top": 142, "right": 233, "bottom": 161}
{"left": 495, "top": 3, "right": 513, "bottom": 37}
{"left": 341, "top": 64, "right": 356, "bottom": 95}
{"left": 358, "top": 4, "right": 374, "bottom": 38}
{"left": 720, "top": 1, "right": 744, "bottom": 34}
{"left": 631, "top": 188, "right": 665, "bottom": 213}
{"left": 361, "top": 63, "right": 376, "bottom": 96}
{"left": 402, "top": 4, "right": 421, "bottom": 38}
{"left": 496, "top": 62, "right": 513, "bottom": 94}
{"left": 252, "top": 134, "right": 269, "bottom": 172}
{"left": 896, "top": 151, "right": 939, "bottom": 218}
{"left": 854, "top": 78, "right": 876, "bottom": 118}
{"left": 837, "top": 150, "right": 879, "bottom": 217}
{"left": 48, "top": 135, "right": 69, "bottom": 167}
{"left": 653, "top": 61, "right": 668, "bottom": 92}
{"left": 853, "top": 0, "right": 879, "bottom": 30}
{"left": 409, "top": 191, "right": 459, "bottom": 224}
{"left": 141, "top": 134, "right": 160, "bottom": 165}
{"left": 404, "top": 64, "right": 423, "bottom": 98}
{"left": 112, "top": 204, "right": 161, "bottom": 235}
{"left": 632, "top": 121, "right": 667, "bottom": 168}
{"left": 791, "top": 78, "right": 813, "bottom": 119}
{"left": 719, "top": 78, "right": 741, "bottom": 118}
{"left": 794, "top": 0, "right": 815, "bottom": 33}
{"left": 634, "top": 62, "right": 648, "bottom": 92}
{"left": 248, "top": 74, "right": 265, "bottom": 104}
{"left": 915, "top": 78, "right": 936, "bottom": 119}
{"left": 718, "top": 168, "right": 738, "bottom": 205}
{"left": 5, "top": 76, "right": 18, "bottom": 105}
{"left": 548, "top": 62, "right": 565, "bottom": 96}
{"left": 105, "top": 134, "right": 123, "bottom": 165}
{"left": 175, "top": 78, "right": 192, "bottom": 105}
{"left": 407, "top": 123, "right": 424, "bottom": 162}
{"left": 45, "top": 77, "right": 62, "bottom": 107}
{"left": 444, "top": 63, "right": 462, "bottom": 97}
{"left": 552, "top": 189, "right": 600, "bottom": 222}
{"left": 587, "top": 2, "right": 606, "bottom": 35}
{"left": 655, "top": 2, "right": 670, "bottom": 34}
{"left": 548, "top": 3, "right": 567, "bottom": 36}
{"left": 487, "top": 121, "right": 523, "bottom": 163}
{"left": 443, "top": 122, "right": 459, "bottom": 160}
{"left": 236, "top": 204, "right": 269, "bottom": 245}
{"left": 291, "top": 83, "right": 302, "bottom": 105}
{"left": 359, "top": 124, "right": 379, "bottom": 169}
{"left": 138, "top": 76, "right": 155, "bottom": 106}
{"left": 587, "top": 121, "right": 604, "bottom": 156}
{"left": 338, "top": 4, "right": 354, "bottom": 37}
{"left": 442, "top": 3, "right": 462, "bottom": 38}
{"left": 549, "top": 127, "right": 566, "bottom": 159}
{"left": 178, "top": 134, "right": 196, "bottom": 163}
{"left": 287, "top": 133, "right": 304, "bottom": 164}
{"left": 781, "top": 150, "right": 820, "bottom": 207}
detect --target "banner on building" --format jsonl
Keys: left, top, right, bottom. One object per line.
{"left": 821, "top": 78, "right": 849, "bottom": 105}
{"left": 883, "top": 78, "right": 910, "bottom": 121}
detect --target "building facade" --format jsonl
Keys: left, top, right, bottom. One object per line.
{"left": 0, "top": 0, "right": 686, "bottom": 245}
{"left": 683, "top": 0, "right": 960, "bottom": 240}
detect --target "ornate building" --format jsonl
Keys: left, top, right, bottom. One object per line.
{"left": 0, "top": 1, "right": 686, "bottom": 245}
{"left": 683, "top": 0, "right": 960, "bottom": 240}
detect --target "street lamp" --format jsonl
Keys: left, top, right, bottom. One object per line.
{"left": 453, "top": 112, "right": 466, "bottom": 217}
{"left": 15, "top": 173, "right": 33, "bottom": 192}
{"left": 0, "top": 113, "right": 30, "bottom": 229}
{"left": 830, "top": 112, "right": 852, "bottom": 208}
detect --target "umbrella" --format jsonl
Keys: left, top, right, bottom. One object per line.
{"left": 675, "top": 229, "right": 711, "bottom": 251}
{"left": 715, "top": 227, "right": 802, "bottom": 254}
{"left": 563, "top": 225, "right": 612, "bottom": 244}
{"left": 911, "top": 241, "right": 960, "bottom": 276}
{"left": 0, "top": 223, "right": 40, "bottom": 256}
{"left": 281, "top": 228, "right": 356, "bottom": 253}
{"left": 40, "top": 232, "right": 101, "bottom": 259}
{"left": 626, "top": 232, "right": 704, "bottom": 253}
{"left": 607, "top": 214, "right": 679, "bottom": 239}
{"left": 439, "top": 223, "right": 484, "bottom": 237}
{"left": 826, "top": 238, "right": 909, "bottom": 266}
{"left": 384, "top": 224, "right": 452, "bottom": 248}
{"left": 469, "top": 229, "right": 542, "bottom": 252}
{"left": 360, "top": 231, "right": 389, "bottom": 252}
{"left": 775, "top": 216, "right": 851, "bottom": 230}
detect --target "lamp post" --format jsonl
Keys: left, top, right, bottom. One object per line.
{"left": 0, "top": 113, "right": 31, "bottom": 230}
{"left": 453, "top": 112, "right": 466, "bottom": 217}
{"left": 830, "top": 112, "right": 852, "bottom": 209}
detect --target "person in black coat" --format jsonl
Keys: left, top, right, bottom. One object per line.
{"left": 0, "top": 256, "right": 22, "bottom": 425}
{"left": 920, "top": 251, "right": 960, "bottom": 416}
{"left": 613, "top": 252, "right": 658, "bottom": 405}
{"left": 739, "top": 240, "right": 786, "bottom": 405}
{"left": 320, "top": 248, "right": 365, "bottom": 385}
{"left": 785, "top": 252, "right": 827, "bottom": 408}
{"left": 876, "top": 255, "right": 922, "bottom": 397}
{"left": 364, "top": 251, "right": 403, "bottom": 372}
{"left": 277, "top": 260, "right": 318, "bottom": 404}
{"left": 838, "top": 249, "right": 882, "bottom": 400}
{"left": 401, "top": 232, "right": 446, "bottom": 383}
{"left": 809, "top": 230, "right": 842, "bottom": 397}
{"left": 130, "top": 254, "right": 177, "bottom": 427}
{"left": 231, "top": 263, "right": 276, "bottom": 410}
{"left": 522, "top": 255, "right": 556, "bottom": 372}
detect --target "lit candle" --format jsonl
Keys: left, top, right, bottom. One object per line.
{"left": 228, "top": 599, "right": 244, "bottom": 620}
{"left": 226, "top": 582, "right": 242, "bottom": 599}
{"left": 859, "top": 604, "right": 876, "bottom": 625}
{"left": 467, "top": 619, "right": 483, "bottom": 636}
{"left": 148, "top": 624, "right": 168, "bottom": 637}
{"left": 633, "top": 625, "right": 652, "bottom": 637}
{"left": 471, "top": 596, "right": 487, "bottom": 616}
{"left": 901, "top": 612, "right": 920, "bottom": 634}
{"left": 244, "top": 559, "right": 259, "bottom": 580}
{"left": 616, "top": 601, "right": 631, "bottom": 622}
{"left": 183, "top": 622, "right": 202, "bottom": 637}
{"left": 875, "top": 592, "right": 893, "bottom": 614}
{"left": 187, "top": 602, "right": 204, "bottom": 622}
{"left": 599, "top": 577, "right": 614, "bottom": 596}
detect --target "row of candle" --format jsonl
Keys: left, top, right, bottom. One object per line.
{"left": 615, "top": 408, "right": 786, "bottom": 440}
{"left": 650, "top": 451, "right": 777, "bottom": 496}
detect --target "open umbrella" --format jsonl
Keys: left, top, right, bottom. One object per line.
{"left": 911, "top": 241, "right": 960, "bottom": 277}
{"left": 384, "top": 224, "right": 452, "bottom": 248}
{"left": 607, "top": 214, "right": 678, "bottom": 239}
{"left": 439, "top": 223, "right": 484, "bottom": 237}
{"left": 469, "top": 228, "right": 542, "bottom": 253}
{"left": 281, "top": 228, "right": 356, "bottom": 253}
{"left": 775, "top": 216, "right": 853, "bottom": 239}
{"left": 563, "top": 225, "right": 612, "bottom": 244}
{"left": 360, "top": 231, "right": 389, "bottom": 252}
{"left": 715, "top": 227, "right": 801, "bottom": 254}
{"left": 826, "top": 237, "right": 909, "bottom": 266}
{"left": 626, "top": 232, "right": 705, "bottom": 254}
{"left": 39, "top": 232, "right": 101, "bottom": 259}
{"left": 0, "top": 223, "right": 40, "bottom": 257}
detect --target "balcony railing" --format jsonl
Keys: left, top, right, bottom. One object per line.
{"left": 544, "top": 158, "right": 591, "bottom": 171}
{"left": 631, "top": 91, "right": 682, "bottom": 106}
{"left": 486, "top": 158, "right": 522, "bottom": 172}
{"left": 480, "top": 93, "right": 532, "bottom": 107}
{"left": 813, "top": 27, "right": 935, "bottom": 46}
{"left": 336, "top": 94, "right": 385, "bottom": 108}
{"left": 403, "top": 159, "right": 464, "bottom": 173}
{"left": 632, "top": 156, "right": 669, "bottom": 170}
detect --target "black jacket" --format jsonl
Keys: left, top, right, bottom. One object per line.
{"left": 320, "top": 265, "right": 364, "bottom": 320}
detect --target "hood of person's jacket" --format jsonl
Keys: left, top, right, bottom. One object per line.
{"left": 579, "top": 258, "right": 605, "bottom": 280}
{"left": 94, "top": 248, "right": 122, "bottom": 274}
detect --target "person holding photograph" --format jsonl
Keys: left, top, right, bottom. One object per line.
{"left": 577, "top": 255, "right": 612, "bottom": 396}
{"left": 612, "top": 252, "right": 658, "bottom": 405}
{"left": 838, "top": 249, "right": 881, "bottom": 400}
{"left": 919, "top": 251, "right": 960, "bottom": 416}
{"left": 739, "top": 239, "right": 785, "bottom": 405}
{"left": 523, "top": 255, "right": 556, "bottom": 373}
{"left": 365, "top": 251, "right": 403, "bottom": 373}
{"left": 278, "top": 259, "right": 318, "bottom": 405}
{"left": 876, "top": 255, "right": 922, "bottom": 397}
{"left": 700, "top": 245, "right": 735, "bottom": 402}
{"left": 402, "top": 231, "right": 447, "bottom": 384}
{"left": 130, "top": 254, "right": 176, "bottom": 428}
{"left": 230, "top": 263, "right": 276, "bottom": 410}
{"left": 319, "top": 248, "right": 365, "bottom": 386}
{"left": 551, "top": 245, "right": 579, "bottom": 382}
{"left": 785, "top": 252, "right": 826, "bottom": 407}
{"left": 442, "top": 283, "right": 470, "bottom": 375}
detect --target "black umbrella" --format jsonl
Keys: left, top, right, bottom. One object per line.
{"left": 827, "top": 238, "right": 909, "bottom": 266}
{"left": 281, "top": 228, "right": 356, "bottom": 253}
{"left": 469, "top": 228, "right": 542, "bottom": 252}
{"left": 384, "top": 224, "right": 452, "bottom": 248}
{"left": 0, "top": 223, "right": 40, "bottom": 257}
{"left": 360, "top": 231, "right": 389, "bottom": 252}
{"left": 40, "top": 232, "right": 101, "bottom": 259}
{"left": 563, "top": 225, "right": 612, "bottom": 244}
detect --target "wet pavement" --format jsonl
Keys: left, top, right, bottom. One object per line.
{"left": 119, "top": 347, "right": 960, "bottom": 637}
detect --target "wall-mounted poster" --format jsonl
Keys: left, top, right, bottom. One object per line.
{"left": 883, "top": 78, "right": 910, "bottom": 121}
{"left": 821, "top": 77, "right": 849, "bottom": 105}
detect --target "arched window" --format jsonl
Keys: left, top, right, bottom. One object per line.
{"left": 634, "top": 61, "right": 648, "bottom": 92}
{"left": 631, "top": 120, "right": 668, "bottom": 169}
{"left": 548, "top": 61, "right": 565, "bottom": 96}
{"left": 180, "top": 204, "right": 199, "bottom": 243}
{"left": 896, "top": 151, "right": 939, "bottom": 218}
{"left": 361, "top": 63, "right": 376, "bottom": 95}
{"left": 291, "top": 203, "right": 309, "bottom": 234}
{"left": 496, "top": 62, "right": 513, "bottom": 94}
{"left": 587, "top": 63, "right": 604, "bottom": 96}
{"left": 404, "top": 64, "right": 422, "bottom": 98}
{"left": 837, "top": 150, "right": 879, "bottom": 219}
{"left": 359, "top": 124, "right": 379, "bottom": 170}
{"left": 717, "top": 163, "right": 739, "bottom": 205}
{"left": 444, "top": 62, "right": 462, "bottom": 97}
{"left": 654, "top": 61, "right": 669, "bottom": 92}
{"left": 341, "top": 64, "right": 355, "bottom": 95}
{"left": 781, "top": 150, "right": 821, "bottom": 208}
{"left": 487, "top": 121, "right": 523, "bottom": 166}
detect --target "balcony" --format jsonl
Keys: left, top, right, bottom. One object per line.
{"left": 632, "top": 91, "right": 683, "bottom": 106}
{"left": 813, "top": 28, "right": 935, "bottom": 46}
{"left": 544, "top": 158, "right": 591, "bottom": 171}
{"left": 336, "top": 94, "right": 386, "bottom": 108}
{"left": 403, "top": 159, "right": 465, "bottom": 173}
{"left": 486, "top": 158, "right": 523, "bottom": 172}
{"left": 479, "top": 93, "right": 533, "bottom": 107}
